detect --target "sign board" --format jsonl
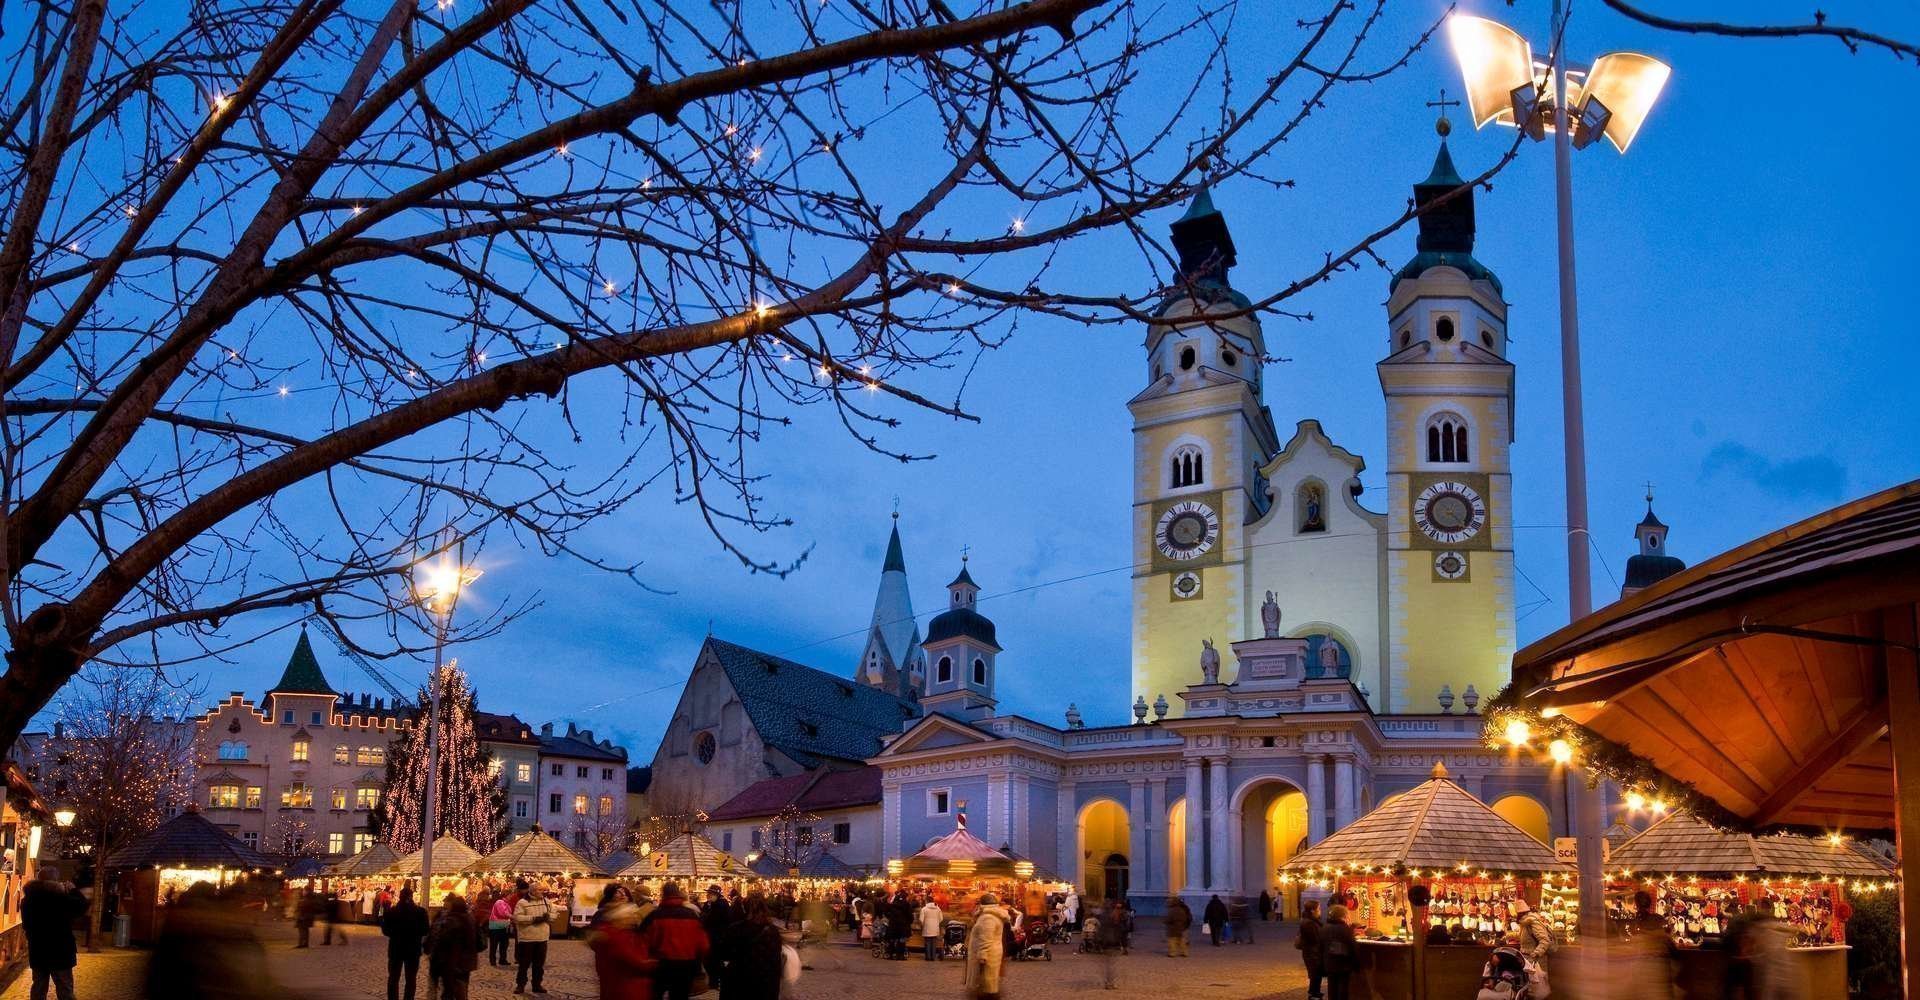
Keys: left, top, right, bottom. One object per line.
{"left": 1552, "top": 837, "right": 1613, "bottom": 866}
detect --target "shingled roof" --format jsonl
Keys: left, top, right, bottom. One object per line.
{"left": 748, "top": 850, "right": 866, "bottom": 879}
{"left": 105, "top": 810, "right": 277, "bottom": 871}
{"left": 270, "top": 629, "right": 336, "bottom": 696}
{"left": 468, "top": 825, "right": 600, "bottom": 876}
{"left": 382, "top": 836, "right": 481, "bottom": 876}
{"left": 706, "top": 638, "right": 919, "bottom": 767}
{"left": 705, "top": 766, "right": 882, "bottom": 822}
{"left": 1608, "top": 811, "right": 1897, "bottom": 879}
{"left": 1284, "top": 763, "right": 1570, "bottom": 875}
{"left": 615, "top": 831, "right": 744, "bottom": 881}
{"left": 329, "top": 843, "right": 399, "bottom": 877}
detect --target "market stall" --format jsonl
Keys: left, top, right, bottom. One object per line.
{"left": 614, "top": 831, "right": 750, "bottom": 895}
{"left": 0, "top": 762, "right": 51, "bottom": 976}
{"left": 1281, "top": 762, "right": 1574, "bottom": 1000}
{"left": 1602, "top": 810, "right": 1895, "bottom": 997}
{"left": 467, "top": 824, "right": 601, "bottom": 933}
{"left": 102, "top": 809, "right": 279, "bottom": 944}
{"left": 380, "top": 835, "right": 480, "bottom": 908}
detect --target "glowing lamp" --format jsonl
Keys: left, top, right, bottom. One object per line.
{"left": 414, "top": 557, "right": 481, "bottom": 612}
{"left": 1624, "top": 791, "right": 1646, "bottom": 811}
{"left": 1503, "top": 718, "right": 1531, "bottom": 748}
{"left": 1548, "top": 739, "right": 1574, "bottom": 765}
{"left": 1579, "top": 52, "right": 1671, "bottom": 152}
{"left": 53, "top": 808, "right": 75, "bottom": 828}
{"left": 1447, "top": 16, "right": 1535, "bottom": 131}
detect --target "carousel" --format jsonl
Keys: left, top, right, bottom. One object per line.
{"left": 1603, "top": 810, "right": 1896, "bottom": 997}
{"left": 466, "top": 824, "right": 602, "bottom": 933}
{"left": 102, "top": 810, "right": 279, "bottom": 943}
{"left": 1281, "top": 762, "right": 1574, "bottom": 1000}
{"left": 380, "top": 835, "right": 481, "bottom": 907}
{"left": 886, "top": 816, "right": 1066, "bottom": 917}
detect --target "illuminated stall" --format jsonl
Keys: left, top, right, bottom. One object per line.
{"left": 885, "top": 817, "right": 1062, "bottom": 913}
{"left": 0, "top": 763, "right": 52, "bottom": 976}
{"left": 1281, "top": 763, "right": 1574, "bottom": 1000}
{"left": 467, "top": 824, "right": 601, "bottom": 934}
{"left": 614, "top": 831, "right": 750, "bottom": 894}
{"left": 102, "top": 809, "right": 278, "bottom": 944}
{"left": 380, "top": 836, "right": 479, "bottom": 908}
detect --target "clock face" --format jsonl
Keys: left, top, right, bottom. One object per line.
{"left": 1414, "top": 481, "right": 1486, "bottom": 544}
{"left": 1156, "top": 500, "right": 1221, "bottom": 561}
{"left": 1171, "top": 571, "right": 1202, "bottom": 600}
{"left": 1434, "top": 550, "right": 1468, "bottom": 581}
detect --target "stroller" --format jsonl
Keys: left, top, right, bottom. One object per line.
{"left": 1077, "top": 914, "right": 1106, "bottom": 954}
{"left": 1477, "top": 946, "right": 1535, "bottom": 1000}
{"left": 1017, "top": 919, "right": 1053, "bottom": 961}
{"left": 868, "top": 915, "right": 891, "bottom": 958}
{"left": 943, "top": 920, "right": 969, "bottom": 959}
{"left": 1048, "top": 913, "right": 1073, "bottom": 945}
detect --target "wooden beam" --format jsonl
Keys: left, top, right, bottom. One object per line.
{"left": 1752, "top": 697, "right": 1889, "bottom": 826}
{"left": 1884, "top": 604, "right": 1920, "bottom": 1000}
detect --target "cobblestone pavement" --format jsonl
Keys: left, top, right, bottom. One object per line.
{"left": 9, "top": 917, "right": 1310, "bottom": 1000}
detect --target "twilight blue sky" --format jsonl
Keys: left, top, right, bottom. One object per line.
{"left": 110, "top": 1, "right": 1920, "bottom": 762}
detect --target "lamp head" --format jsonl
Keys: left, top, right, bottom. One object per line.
{"left": 414, "top": 557, "right": 481, "bottom": 612}
{"left": 53, "top": 808, "right": 75, "bottom": 828}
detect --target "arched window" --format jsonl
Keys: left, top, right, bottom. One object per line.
{"left": 1425, "top": 413, "right": 1469, "bottom": 464}
{"left": 1169, "top": 444, "right": 1204, "bottom": 489}
{"left": 217, "top": 740, "right": 249, "bottom": 761}
{"left": 1178, "top": 345, "right": 1196, "bottom": 370}
{"left": 972, "top": 658, "right": 987, "bottom": 685}
{"left": 937, "top": 656, "right": 953, "bottom": 684}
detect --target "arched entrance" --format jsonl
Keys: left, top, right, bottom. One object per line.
{"left": 1167, "top": 798, "right": 1187, "bottom": 895}
{"left": 1490, "top": 794, "right": 1552, "bottom": 845}
{"left": 1236, "top": 779, "right": 1309, "bottom": 915}
{"left": 1078, "top": 799, "right": 1131, "bottom": 901}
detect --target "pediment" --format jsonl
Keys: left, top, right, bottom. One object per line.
{"left": 877, "top": 714, "right": 996, "bottom": 756}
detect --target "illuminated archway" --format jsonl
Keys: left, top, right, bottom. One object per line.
{"left": 1167, "top": 798, "right": 1187, "bottom": 895}
{"left": 1490, "top": 794, "right": 1552, "bottom": 846}
{"left": 1077, "top": 799, "right": 1131, "bottom": 901}
{"left": 1234, "top": 779, "right": 1308, "bottom": 908}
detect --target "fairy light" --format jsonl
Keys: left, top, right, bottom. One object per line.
{"left": 436, "top": 0, "right": 454, "bottom": 10}
{"left": 123, "top": 204, "right": 139, "bottom": 219}
{"left": 351, "top": 205, "right": 364, "bottom": 216}
{"left": 65, "top": 242, "right": 82, "bottom": 254}
{"left": 1548, "top": 739, "right": 1573, "bottom": 765}
{"left": 555, "top": 142, "right": 570, "bottom": 158}
{"left": 946, "top": 283, "right": 962, "bottom": 296}
{"left": 1503, "top": 718, "right": 1530, "bottom": 747}
{"left": 1009, "top": 217, "right": 1025, "bottom": 234}
{"left": 725, "top": 124, "right": 738, "bottom": 137}
{"left": 277, "top": 385, "right": 290, "bottom": 398}
{"left": 210, "top": 92, "right": 232, "bottom": 115}
{"left": 475, "top": 351, "right": 487, "bottom": 365}
{"left": 377, "top": 663, "right": 502, "bottom": 855}
{"left": 749, "top": 147, "right": 763, "bottom": 162}
{"left": 754, "top": 301, "right": 772, "bottom": 318}
{"left": 1624, "top": 790, "right": 1646, "bottom": 811}
{"left": 603, "top": 279, "right": 618, "bottom": 294}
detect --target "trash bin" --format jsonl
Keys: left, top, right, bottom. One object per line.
{"left": 113, "top": 913, "right": 131, "bottom": 948}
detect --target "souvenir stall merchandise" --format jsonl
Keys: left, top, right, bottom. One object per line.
{"left": 1280, "top": 763, "right": 1574, "bottom": 1000}
{"left": 101, "top": 810, "right": 280, "bottom": 943}
{"left": 324, "top": 843, "right": 402, "bottom": 921}
{"left": 466, "top": 825, "right": 601, "bottom": 932}
{"left": 0, "top": 763, "right": 51, "bottom": 969}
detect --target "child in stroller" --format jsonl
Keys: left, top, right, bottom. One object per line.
{"left": 943, "top": 919, "right": 969, "bottom": 959}
{"left": 1077, "top": 914, "right": 1106, "bottom": 954}
{"left": 1477, "top": 946, "right": 1533, "bottom": 1000}
{"left": 1015, "top": 918, "right": 1053, "bottom": 961}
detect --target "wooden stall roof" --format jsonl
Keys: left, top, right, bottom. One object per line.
{"left": 382, "top": 836, "right": 481, "bottom": 876}
{"left": 1608, "top": 811, "right": 1896, "bottom": 879}
{"left": 615, "top": 831, "right": 744, "bottom": 881}
{"left": 105, "top": 810, "right": 277, "bottom": 871}
{"left": 747, "top": 850, "right": 864, "bottom": 880}
{"left": 329, "top": 843, "right": 399, "bottom": 878}
{"left": 468, "top": 827, "right": 600, "bottom": 876}
{"left": 1284, "top": 763, "right": 1570, "bottom": 875}
{"left": 1511, "top": 480, "right": 1920, "bottom": 834}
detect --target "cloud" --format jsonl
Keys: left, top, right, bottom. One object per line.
{"left": 1700, "top": 441, "right": 1848, "bottom": 502}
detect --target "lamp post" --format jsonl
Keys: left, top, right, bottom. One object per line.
{"left": 1448, "top": 8, "right": 1669, "bottom": 948}
{"left": 412, "top": 553, "right": 480, "bottom": 906}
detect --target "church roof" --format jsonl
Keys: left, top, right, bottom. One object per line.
{"left": 925, "top": 606, "right": 999, "bottom": 650}
{"left": 1639, "top": 507, "right": 1668, "bottom": 530}
{"left": 706, "top": 638, "right": 919, "bottom": 767}
{"left": 1420, "top": 140, "right": 1466, "bottom": 188}
{"left": 705, "top": 766, "right": 882, "bottom": 822}
{"left": 1624, "top": 553, "right": 1689, "bottom": 590}
{"left": 1178, "top": 184, "right": 1219, "bottom": 222}
{"left": 948, "top": 562, "right": 977, "bottom": 589}
{"left": 270, "top": 630, "right": 337, "bottom": 697}
{"left": 1396, "top": 139, "right": 1502, "bottom": 294}
{"left": 867, "top": 518, "right": 917, "bottom": 669}
{"left": 882, "top": 521, "right": 907, "bottom": 573}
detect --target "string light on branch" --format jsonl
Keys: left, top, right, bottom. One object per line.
{"left": 210, "top": 91, "right": 233, "bottom": 116}
{"left": 1009, "top": 217, "right": 1025, "bottom": 234}
{"left": 123, "top": 205, "right": 139, "bottom": 219}
{"left": 277, "top": 385, "right": 290, "bottom": 398}
{"left": 555, "top": 142, "right": 570, "bottom": 158}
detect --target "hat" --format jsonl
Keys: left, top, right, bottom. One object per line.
{"left": 1511, "top": 899, "right": 1531, "bottom": 915}
{"left": 708, "top": 885, "right": 723, "bottom": 896}
{"left": 662, "top": 882, "right": 685, "bottom": 901}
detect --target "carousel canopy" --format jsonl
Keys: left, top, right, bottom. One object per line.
{"left": 329, "top": 843, "right": 399, "bottom": 878}
{"left": 615, "top": 831, "right": 744, "bottom": 881}
{"left": 747, "top": 850, "right": 864, "bottom": 880}
{"left": 382, "top": 836, "right": 481, "bottom": 876}
{"left": 894, "top": 822, "right": 1029, "bottom": 879}
{"left": 468, "top": 826, "right": 601, "bottom": 876}
{"left": 105, "top": 810, "right": 277, "bottom": 872}
{"left": 1608, "top": 811, "right": 1898, "bottom": 880}
{"left": 1284, "top": 762, "right": 1571, "bottom": 876}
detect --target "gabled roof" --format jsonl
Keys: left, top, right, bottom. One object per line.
{"left": 383, "top": 835, "right": 480, "bottom": 876}
{"left": 270, "top": 630, "right": 336, "bottom": 697}
{"left": 1607, "top": 811, "right": 1896, "bottom": 879}
{"left": 539, "top": 723, "right": 627, "bottom": 764}
{"left": 1284, "top": 763, "right": 1569, "bottom": 874}
{"left": 328, "top": 843, "right": 399, "bottom": 877}
{"left": 106, "top": 810, "right": 277, "bottom": 871}
{"left": 615, "top": 831, "right": 743, "bottom": 881}
{"left": 705, "top": 766, "right": 883, "bottom": 822}
{"left": 468, "top": 826, "right": 601, "bottom": 876}
{"left": 706, "top": 637, "right": 918, "bottom": 767}
{"left": 474, "top": 711, "right": 541, "bottom": 747}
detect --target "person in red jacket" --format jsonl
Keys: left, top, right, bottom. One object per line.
{"left": 591, "top": 884, "right": 657, "bottom": 1000}
{"left": 639, "top": 883, "right": 711, "bottom": 1000}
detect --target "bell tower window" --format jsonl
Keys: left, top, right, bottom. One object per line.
{"left": 1170, "top": 445, "right": 1205, "bottom": 489}
{"left": 937, "top": 656, "right": 953, "bottom": 684}
{"left": 1178, "top": 345, "right": 1196, "bottom": 371}
{"left": 1435, "top": 316, "right": 1456, "bottom": 342}
{"left": 972, "top": 658, "right": 987, "bottom": 685}
{"left": 1425, "top": 413, "right": 1469, "bottom": 464}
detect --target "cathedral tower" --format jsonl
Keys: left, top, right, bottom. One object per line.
{"left": 857, "top": 513, "right": 923, "bottom": 698}
{"left": 1377, "top": 135, "right": 1517, "bottom": 711}
{"left": 1129, "top": 187, "right": 1281, "bottom": 716}
{"left": 1621, "top": 492, "right": 1686, "bottom": 598}
{"left": 920, "top": 559, "right": 999, "bottom": 721}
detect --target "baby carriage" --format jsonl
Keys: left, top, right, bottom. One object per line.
{"left": 1476, "top": 946, "right": 1535, "bottom": 1000}
{"left": 943, "top": 920, "right": 969, "bottom": 959}
{"left": 868, "top": 915, "right": 892, "bottom": 958}
{"left": 1018, "top": 919, "right": 1053, "bottom": 961}
{"left": 1077, "top": 914, "right": 1106, "bottom": 954}
{"left": 1048, "top": 913, "right": 1073, "bottom": 945}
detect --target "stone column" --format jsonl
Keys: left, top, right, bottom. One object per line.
{"left": 1147, "top": 777, "right": 1168, "bottom": 893}
{"left": 1127, "top": 779, "right": 1148, "bottom": 899}
{"left": 1333, "top": 756, "right": 1357, "bottom": 830}
{"left": 882, "top": 779, "right": 901, "bottom": 861}
{"left": 1207, "top": 756, "right": 1231, "bottom": 892}
{"left": 1057, "top": 781, "right": 1077, "bottom": 888}
{"left": 1305, "top": 755, "right": 1328, "bottom": 845}
{"left": 1183, "top": 760, "right": 1205, "bottom": 895}
{"left": 987, "top": 773, "right": 1010, "bottom": 846}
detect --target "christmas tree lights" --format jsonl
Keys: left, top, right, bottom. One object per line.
{"left": 373, "top": 663, "right": 505, "bottom": 854}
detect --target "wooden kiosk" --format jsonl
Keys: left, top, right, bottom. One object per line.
{"left": 102, "top": 810, "right": 278, "bottom": 943}
{"left": 1281, "top": 762, "right": 1575, "bottom": 1000}
{"left": 379, "top": 835, "right": 479, "bottom": 907}
{"left": 467, "top": 825, "right": 602, "bottom": 934}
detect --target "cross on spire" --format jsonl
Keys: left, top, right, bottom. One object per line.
{"left": 960, "top": 543, "right": 972, "bottom": 563}
{"left": 1427, "top": 87, "right": 1462, "bottom": 137}
{"left": 891, "top": 495, "right": 901, "bottom": 519}
{"left": 1643, "top": 481, "right": 1657, "bottom": 505}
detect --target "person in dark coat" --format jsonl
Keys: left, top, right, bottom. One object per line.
{"left": 428, "top": 894, "right": 481, "bottom": 1000}
{"left": 381, "top": 885, "right": 431, "bottom": 1000}
{"left": 639, "top": 883, "right": 712, "bottom": 1000}
{"left": 21, "top": 865, "right": 86, "bottom": 1000}
{"left": 321, "top": 885, "right": 345, "bottom": 944}
{"left": 700, "top": 885, "right": 735, "bottom": 989}
{"left": 1297, "top": 899, "right": 1325, "bottom": 1000}
{"left": 1320, "top": 903, "right": 1358, "bottom": 1000}
{"left": 1163, "top": 897, "right": 1193, "bottom": 957}
{"left": 886, "top": 892, "right": 913, "bottom": 960}
{"left": 295, "top": 887, "right": 320, "bottom": 947}
{"left": 1258, "top": 890, "right": 1274, "bottom": 922}
{"left": 1203, "top": 894, "right": 1229, "bottom": 947}
{"left": 720, "top": 894, "right": 785, "bottom": 1000}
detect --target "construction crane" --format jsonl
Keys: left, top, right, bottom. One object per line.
{"left": 304, "top": 616, "right": 415, "bottom": 709}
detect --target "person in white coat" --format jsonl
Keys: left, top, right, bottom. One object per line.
{"left": 1063, "top": 892, "right": 1081, "bottom": 931}
{"left": 919, "top": 898, "right": 946, "bottom": 961}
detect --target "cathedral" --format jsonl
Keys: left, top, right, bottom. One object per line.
{"left": 647, "top": 132, "right": 1687, "bottom": 912}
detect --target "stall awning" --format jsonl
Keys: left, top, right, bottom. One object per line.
{"left": 468, "top": 826, "right": 601, "bottom": 876}
{"left": 328, "top": 843, "right": 399, "bottom": 878}
{"left": 747, "top": 850, "right": 865, "bottom": 880}
{"left": 1608, "top": 811, "right": 1897, "bottom": 880}
{"left": 1509, "top": 480, "right": 1920, "bottom": 834}
{"left": 1284, "top": 762, "right": 1570, "bottom": 876}
{"left": 892, "top": 822, "right": 1032, "bottom": 879}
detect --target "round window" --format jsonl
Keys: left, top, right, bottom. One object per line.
{"left": 1222, "top": 349, "right": 1237, "bottom": 367}
{"left": 1178, "top": 346, "right": 1196, "bottom": 371}
{"left": 694, "top": 731, "right": 716, "bottom": 765}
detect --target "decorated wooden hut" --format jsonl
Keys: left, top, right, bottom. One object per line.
{"left": 1281, "top": 762, "right": 1574, "bottom": 1000}
{"left": 381, "top": 836, "right": 481, "bottom": 906}
{"left": 103, "top": 810, "right": 278, "bottom": 943}
{"left": 328, "top": 842, "right": 399, "bottom": 879}
{"left": 468, "top": 825, "right": 601, "bottom": 878}
{"left": 615, "top": 831, "right": 747, "bottom": 887}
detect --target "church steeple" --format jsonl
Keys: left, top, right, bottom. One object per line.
{"left": 1169, "top": 184, "right": 1238, "bottom": 288}
{"left": 858, "top": 512, "right": 922, "bottom": 697}
{"left": 1395, "top": 118, "right": 1500, "bottom": 294}
{"left": 1622, "top": 488, "right": 1686, "bottom": 598}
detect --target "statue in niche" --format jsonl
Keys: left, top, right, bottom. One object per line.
{"left": 1319, "top": 638, "right": 1342, "bottom": 676}
{"left": 1200, "top": 639, "right": 1221, "bottom": 685}
{"left": 1261, "top": 591, "right": 1282, "bottom": 638}
{"left": 1299, "top": 482, "right": 1327, "bottom": 533}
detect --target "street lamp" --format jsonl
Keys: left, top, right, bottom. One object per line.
{"left": 412, "top": 553, "right": 480, "bottom": 906}
{"left": 1448, "top": 8, "right": 1669, "bottom": 949}
{"left": 53, "top": 808, "right": 75, "bottom": 828}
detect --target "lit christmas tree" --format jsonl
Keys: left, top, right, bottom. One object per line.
{"left": 373, "top": 662, "right": 505, "bottom": 854}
